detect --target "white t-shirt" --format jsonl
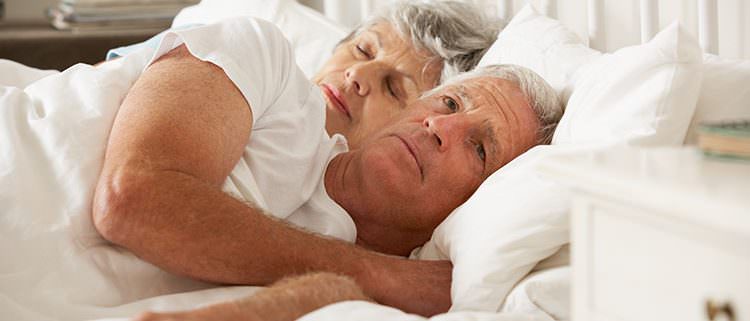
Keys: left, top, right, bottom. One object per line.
{"left": 149, "top": 18, "right": 356, "bottom": 242}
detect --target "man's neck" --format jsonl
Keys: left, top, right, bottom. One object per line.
{"left": 354, "top": 222, "right": 429, "bottom": 257}
{"left": 323, "top": 154, "right": 351, "bottom": 208}
{"left": 324, "top": 154, "right": 427, "bottom": 257}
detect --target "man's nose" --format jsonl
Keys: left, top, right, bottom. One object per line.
{"left": 422, "top": 113, "right": 470, "bottom": 152}
{"left": 345, "top": 61, "right": 383, "bottom": 96}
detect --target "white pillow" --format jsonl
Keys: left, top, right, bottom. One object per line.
{"left": 173, "top": 0, "right": 349, "bottom": 77}
{"left": 683, "top": 54, "right": 750, "bottom": 144}
{"left": 417, "top": 4, "right": 703, "bottom": 313}
{"left": 552, "top": 22, "right": 703, "bottom": 146}
{"left": 416, "top": 145, "right": 573, "bottom": 312}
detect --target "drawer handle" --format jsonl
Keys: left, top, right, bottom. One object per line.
{"left": 706, "top": 299, "right": 735, "bottom": 321}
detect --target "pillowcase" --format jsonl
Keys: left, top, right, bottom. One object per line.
{"left": 683, "top": 54, "right": 750, "bottom": 144}
{"left": 416, "top": 4, "right": 703, "bottom": 312}
{"left": 174, "top": 0, "right": 349, "bottom": 77}
{"left": 416, "top": 145, "right": 573, "bottom": 312}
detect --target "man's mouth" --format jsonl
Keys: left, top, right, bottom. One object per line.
{"left": 395, "top": 135, "right": 424, "bottom": 180}
{"left": 321, "top": 84, "right": 351, "bottom": 120}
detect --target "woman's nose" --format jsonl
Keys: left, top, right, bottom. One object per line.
{"left": 345, "top": 62, "right": 382, "bottom": 96}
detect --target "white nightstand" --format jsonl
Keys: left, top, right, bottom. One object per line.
{"left": 540, "top": 147, "right": 750, "bottom": 321}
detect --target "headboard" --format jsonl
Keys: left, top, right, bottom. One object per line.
{"left": 299, "top": 0, "right": 749, "bottom": 60}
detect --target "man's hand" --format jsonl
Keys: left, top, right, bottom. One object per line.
{"left": 132, "top": 272, "right": 371, "bottom": 321}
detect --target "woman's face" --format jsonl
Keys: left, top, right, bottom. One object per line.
{"left": 313, "top": 22, "right": 443, "bottom": 149}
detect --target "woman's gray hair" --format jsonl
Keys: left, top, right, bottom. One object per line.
{"left": 340, "top": 0, "right": 503, "bottom": 82}
{"left": 428, "top": 64, "right": 565, "bottom": 145}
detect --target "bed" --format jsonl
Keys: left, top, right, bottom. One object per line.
{"left": 0, "top": 0, "right": 748, "bottom": 320}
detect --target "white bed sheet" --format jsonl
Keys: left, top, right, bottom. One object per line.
{"left": 297, "top": 265, "right": 569, "bottom": 321}
{"left": 0, "top": 59, "right": 58, "bottom": 88}
{"left": 87, "top": 265, "right": 569, "bottom": 321}
{"left": 0, "top": 44, "right": 274, "bottom": 321}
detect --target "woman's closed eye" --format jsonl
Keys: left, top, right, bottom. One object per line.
{"left": 355, "top": 44, "right": 372, "bottom": 59}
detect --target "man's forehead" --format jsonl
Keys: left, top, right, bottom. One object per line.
{"left": 453, "top": 77, "right": 518, "bottom": 111}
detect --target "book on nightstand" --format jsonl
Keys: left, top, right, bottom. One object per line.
{"left": 46, "top": 0, "right": 198, "bottom": 32}
{"left": 698, "top": 120, "right": 750, "bottom": 160}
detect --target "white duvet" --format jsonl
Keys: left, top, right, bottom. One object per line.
{"left": 0, "top": 52, "right": 564, "bottom": 321}
{"left": 0, "top": 47, "right": 265, "bottom": 320}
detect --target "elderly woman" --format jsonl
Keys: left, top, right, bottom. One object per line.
{"left": 111, "top": 0, "right": 501, "bottom": 148}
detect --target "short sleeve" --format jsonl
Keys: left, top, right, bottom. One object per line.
{"left": 147, "top": 17, "right": 295, "bottom": 124}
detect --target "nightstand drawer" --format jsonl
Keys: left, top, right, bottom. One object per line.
{"left": 583, "top": 198, "right": 750, "bottom": 321}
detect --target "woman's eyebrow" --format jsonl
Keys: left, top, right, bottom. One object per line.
{"left": 363, "top": 30, "right": 383, "bottom": 49}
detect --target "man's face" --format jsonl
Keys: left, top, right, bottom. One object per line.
{"left": 313, "top": 22, "right": 442, "bottom": 149}
{"left": 333, "top": 76, "right": 541, "bottom": 236}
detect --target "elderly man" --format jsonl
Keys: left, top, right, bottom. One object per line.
{"left": 133, "top": 62, "right": 563, "bottom": 321}
{"left": 92, "top": 14, "right": 561, "bottom": 317}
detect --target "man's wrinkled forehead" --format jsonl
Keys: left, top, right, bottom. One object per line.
{"left": 423, "top": 76, "right": 513, "bottom": 107}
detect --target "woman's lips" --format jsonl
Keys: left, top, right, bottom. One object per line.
{"left": 321, "top": 84, "right": 351, "bottom": 120}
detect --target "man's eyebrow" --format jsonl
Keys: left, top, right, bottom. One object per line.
{"left": 456, "top": 85, "right": 473, "bottom": 110}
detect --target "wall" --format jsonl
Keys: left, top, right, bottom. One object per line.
{"left": 493, "top": 0, "right": 749, "bottom": 59}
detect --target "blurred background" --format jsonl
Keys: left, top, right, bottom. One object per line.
{"left": 1, "top": 0, "right": 747, "bottom": 70}
{"left": 0, "top": 0, "right": 198, "bottom": 69}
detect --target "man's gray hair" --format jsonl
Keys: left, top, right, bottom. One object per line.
{"left": 429, "top": 64, "right": 565, "bottom": 145}
{"left": 340, "top": 0, "right": 503, "bottom": 82}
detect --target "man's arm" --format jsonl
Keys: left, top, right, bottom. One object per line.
{"left": 133, "top": 272, "right": 372, "bottom": 321}
{"left": 92, "top": 45, "right": 451, "bottom": 316}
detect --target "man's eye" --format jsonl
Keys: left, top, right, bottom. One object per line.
{"left": 475, "top": 143, "right": 486, "bottom": 161}
{"left": 442, "top": 97, "right": 458, "bottom": 113}
{"left": 355, "top": 44, "right": 371, "bottom": 58}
